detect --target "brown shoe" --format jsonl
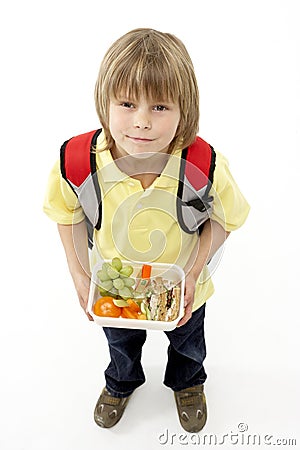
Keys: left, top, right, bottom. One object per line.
{"left": 174, "top": 384, "right": 207, "bottom": 433}
{"left": 94, "top": 387, "right": 131, "bottom": 428}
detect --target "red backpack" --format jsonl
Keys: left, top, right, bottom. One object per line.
{"left": 60, "top": 129, "right": 216, "bottom": 248}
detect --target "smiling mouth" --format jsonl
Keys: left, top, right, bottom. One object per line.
{"left": 126, "top": 135, "right": 154, "bottom": 142}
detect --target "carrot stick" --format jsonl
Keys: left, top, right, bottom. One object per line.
{"left": 141, "top": 264, "right": 152, "bottom": 279}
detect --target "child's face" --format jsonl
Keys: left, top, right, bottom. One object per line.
{"left": 109, "top": 95, "right": 180, "bottom": 157}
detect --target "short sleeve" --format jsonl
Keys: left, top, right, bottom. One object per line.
{"left": 43, "top": 160, "right": 86, "bottom": 225}
{"left": 210, "top": 151, "right": 250, "bottom": 231}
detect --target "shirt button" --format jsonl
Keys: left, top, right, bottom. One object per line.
{"left": 128, "top": 182, "right": 135, "bottom": 187}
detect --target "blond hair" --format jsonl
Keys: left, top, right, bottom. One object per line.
{"left": 94, "top": 28, "right": 199, "bottom": 153}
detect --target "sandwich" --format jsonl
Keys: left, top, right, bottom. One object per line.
{"left": 136, "top": 276, "right": 182, "bottom": 322}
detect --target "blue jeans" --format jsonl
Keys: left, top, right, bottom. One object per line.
{"left": 102, "top": 304, "right": 207, "bottom": 397}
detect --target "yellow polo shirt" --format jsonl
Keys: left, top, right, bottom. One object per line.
{"left": 43, "top": 131, "right": 250, "bottom": 311}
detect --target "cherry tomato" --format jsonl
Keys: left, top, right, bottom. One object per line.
{"left": 93, "top": 297, "right": 121, "bottom": 318}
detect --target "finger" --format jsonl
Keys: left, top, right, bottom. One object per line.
{"left": 177, "top": 304, "right": 192, "bottom": 327}
{"left": 86, "top": 311, "right": 94, "bottom": 321}
{"left": 177, "top": 311, "right": 192, "bottom": 327}
{"left": 78, "top": 295, "right": 93, "bottom": 321}
{"left": 83, "top": 301, "right": 94, "bottom": 321}
{"left": 184, "top": 293, "right": 193, "bottom": 308}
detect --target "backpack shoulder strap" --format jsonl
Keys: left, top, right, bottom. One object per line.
{"left": 185, "top": 136, "right": 216, "bottom": 191}
{"left": 177, "top": 136, "right": 216, "bottom": 234}
{"left": 60, "top": 128, "right": 103, "bottom": 248}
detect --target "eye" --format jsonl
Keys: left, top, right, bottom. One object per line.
{"left": 153, "top": 105, "right": 167, "bottom": 112}
{"left": 121, "top": 101, "right": 135, "bottom": 109}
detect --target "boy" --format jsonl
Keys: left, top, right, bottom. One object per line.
{"left": 43, "top": 28, "right": 250, "bottom": 433}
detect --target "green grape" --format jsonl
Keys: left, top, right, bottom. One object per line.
{"left": 120, "top": 265, "right": 133, "bottom": 277}
{"left": 97, "top": 269, "right": 111, "bottom": 282}
{"left": 97, "top": 260, "right": 136, "bottom": 299}
{"left": 118, "top": 286, "right": 133, "bottom": 299}
{"left": 113, "top": 278, "right": 125, "bottom": 290}
{"left": 123, "top": 277, "right": 135, "bottom": 287}
{"left": 100, "top": 279, "right": 113, "bottom": 291}
{"left": 111, "top": 257, "right": 122, "bottom": 271}
{"left": 98, "top": 287, "right": 110, "bottom": 297}
{"left": 108, "top": 286, "right": 118, "bottom": 297}
{"left": 106, "top": 265, "right": 120, "bottom": 279}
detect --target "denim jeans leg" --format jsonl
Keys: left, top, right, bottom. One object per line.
{"left": 163, "top": 304, "right": 207, "bottom": 391}
{"left": 102, "top": 326, "right": 147, "bottom": 397}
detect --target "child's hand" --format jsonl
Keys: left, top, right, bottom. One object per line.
{"left": 177, "top": 272, "right": 197, "bottom": 327}
{"left": 72, "top": 271, "right": 93, "bottom": 321}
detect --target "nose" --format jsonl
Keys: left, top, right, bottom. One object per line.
{"left": 134, "top": 109, "right": 151, "bottom": 129}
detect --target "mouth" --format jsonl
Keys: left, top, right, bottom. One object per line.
{"left": 126, "top": 135, "right": 154, "bottom": 143}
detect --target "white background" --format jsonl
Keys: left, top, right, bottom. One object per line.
{"left": 1, "top": 1, "right": 299, "bottom": 449}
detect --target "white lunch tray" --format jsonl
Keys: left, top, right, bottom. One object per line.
{"left": 87, "top": 260, "right": 185, "bottom": 331}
